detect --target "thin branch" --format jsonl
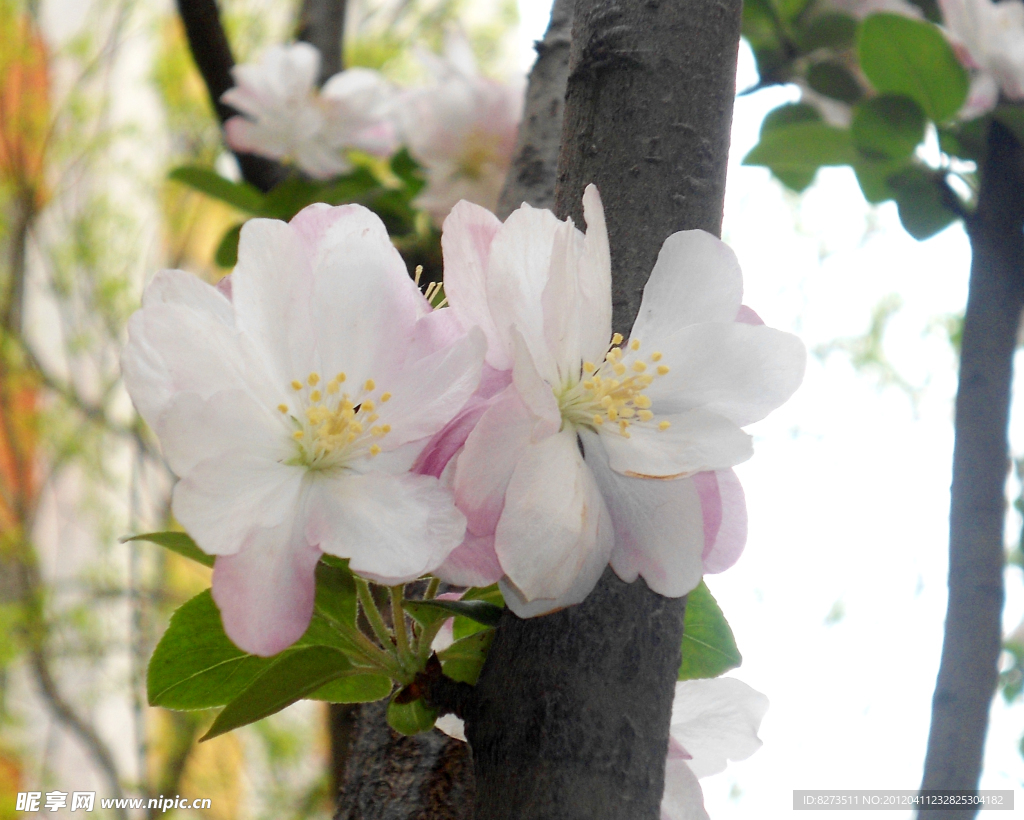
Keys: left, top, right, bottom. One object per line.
{"left": 296, "top": 0, "right": 346, "bottom": 83}
{"left": 174, "top": 0, "right": 286, "bottom": 192}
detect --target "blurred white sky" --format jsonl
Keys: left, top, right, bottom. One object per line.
{"left": 513, "top": 1, "right": 1024, "bottom": 816}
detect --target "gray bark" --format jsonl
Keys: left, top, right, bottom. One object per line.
{"left": 297, "top": 0, "right": 346, "bottom": 83}
{"left": 465, "top": 2, "right": 742, "bottom": 819}
{"left": 918, "top": 121, "right": 1024, "bottom": 815}
{"left": 495, "top": 0, "right": 574, "bottom": 218}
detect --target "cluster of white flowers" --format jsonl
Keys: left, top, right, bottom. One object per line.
{"left": 125, "top": 185, "right": 801, "bottom": 811}
{"left": 221, "top": 34, "right": 521, "bottom": 224}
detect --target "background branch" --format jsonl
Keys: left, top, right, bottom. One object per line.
{"left": 297, "top": 0, "right": 346, "bottom": 84}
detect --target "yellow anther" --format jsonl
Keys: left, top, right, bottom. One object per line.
{"left": 278, "top": 404, "right": 288, "bottom": 414}
{"left": 381, "top": 392, "right": 392, "bottom": 403}
{"left": 632, "top": 361, "right": 647, "bottom": 373}
{"left": 362, "top": 400, "right": 375, "bottom": 412}
{"left": 630, "top": 338, "right": 640, "bottom": 351}
{"left": 583, "top": 380, "right": 595, "bottom": 390}
{"left": 381, "top": 424, "right": 391, "bottom": 434}
{"left": 611, "top": 333, "right": 624, "bottom": 346}
{"left": 364, "top": 379, "right": 375, "bottom": 391}
{"left": 640, "top": 375, "right": 654, "bottom": 386}
{"left": 372, "top": 426, "right": 385, "bottom": 437}
{"left": 638, "top": 410, "right": 654, "bottom": 422}
{"left": 613, "top": 363, "right": 627, "bottom": 376}
{"left": 601, "top": 396, "right": 613, "bottom": 408}
{"left": 414, "top": 264, "right": 424, "bottom": 285}
{"left": 607, "top": 407, "right": 618, "bottom": 421}
{"left": 657, "top": 365, "right": 670, "bottom": 375}
{"left": 291, "top": 380, "right": 303, "bottom": 391}
{"left": 593, "top": 415, "right": 604, "bottom": 426}
{"left": 308, "top": 373, "right": 320, "bottom": 386}
{"left": 336, "top": 372, "right": 347, "bottom": 383}
{"left": 370, "top": 444, "right": 381, "bottom": 456}
{"left": 620, "top": 407, "right": 636, "bottom": 418}
{"left": 583, "top": 362, "right": 596, "bottom": 373}
{"left": 293, "top": 430, "right": 304, "bottom": 439}
{"left": 606, "top": 348, "right": 622, "bottom": 363}
{"left": 650, "top": 352, "right": 663, "bottom": 362}
{"left": 658, "top": 420, "right": 671, "bottom": 431}
{"left": 310, "top": 390, "right": 322, "bottom": 402}
{"left": 366, "top": 413, "right": 379, "bottom": 424}
{"left": 350, "top": 422, "right": 363, "bottom": 434}
{"left": 635, "top": 395, "right": 652, "bottom": 409}
{"left": 327, "top": 381, "right": 340, "bottom": 395}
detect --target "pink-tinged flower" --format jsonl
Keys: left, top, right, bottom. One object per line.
{"left": 661, "top": 678, "right": 769, "bottom": 820}
{"left": 430, "top": 186, "right": 805, "bottom": 617}
{"left": 222, "top": 43, "right": 398, "bottom": 179}
{"left": 397, "top": 30, "right": 522, "bottom": 226}
{"left": 121, "top": 204, "right": 485, "bottom": 656}
{"left": 940, "top": 0, "right": 1024, "bottom": 118}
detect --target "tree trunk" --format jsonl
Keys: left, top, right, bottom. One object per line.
{"left": 297, "top": 0, "right": 346, "bottom": 84}
{"left": 466, "top": 2, "right": 742, "bottom": 819}
{"left": 919, "top": 121, "right": 1024, "bottom": 816}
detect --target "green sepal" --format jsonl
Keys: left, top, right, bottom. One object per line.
{"left": 858, "top": 13, "right": 968, "bottom": 123}
{"left": 678, "top": 581, "right": 742, "bottom": 681}
{"left": 214, "top": 223, "right": 243, "bottom": 268}
{"left": 386, "top": 693, "right": 438, "bottom": 736}
{"left": 123, "top": 531, "right": 214, "bottom": 568}
{"left": 201, "top": 646, "right": 354, "bottom": 741}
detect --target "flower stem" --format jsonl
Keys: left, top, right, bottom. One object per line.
{"left": 390, "top": 585, "right": 414, "bottom": 671}
{"left": 355, "top": 578, "right": 393, "bottom": 650}
{"left": 424, "top": 576, "right": 441, "bottom": 600}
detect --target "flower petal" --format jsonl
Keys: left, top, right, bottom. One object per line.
{"left": 540, "top": 216, "right": 587, "bottom": 379}
{"left": 172, "top": 451, "right": 305, "bottom": 557}
{"left": 660, "top": 757, "right": 709, "bottom": 820}
{"left": 669, "top": 677, "right": 769, "bottom": 779}
{"left": 212, "top": 515, "right": 322, "bottom": 657}
{"left": 629, "top": 230, "right": 743, "bottom": 347}
{"left": 578, "top": 185, "right": 613, "bottom": 365}
{"left": 695, "top": 469, "right": 748, "bottom": 575}
{"left": 583, "top": 431, "right": 705, "bottom": 598}
{"left": 510, "top": 328, "right": 561, "bottom": 436}
{"left": 600, "top": 408, "right": 753, "bottom": 478}
{"left": 495, "top": 428, "right": 610, "bottom": 602}
{"left": 305, "top": 471, "right": 466, "bottom": 583}
{"left": 454, "top": 385, "right": 538, "bottom": 537}
{"left": 436, "top": 530, "right": 504, "bottom": 587}
{"left": 642, "top": 322, "right": 806, "bottom": 427}
{"left": 441, "top": 200, "right": 507, "bottom": 369}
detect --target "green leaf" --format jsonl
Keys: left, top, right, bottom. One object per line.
{"left": 260, "top": 177, "right": 326, "bottom": 220}
{"left": 386, "top": 694, "right": 438, "bottom": 736}
{"left": 168, "top": 166, "right": 265, "bottom": 214}
{"left": 760, "top": 103, "right": 822, "bottom": 137}
{"left": 858, "top": 14, "right": 968, "bottom": 122}
{"left": 852, "top": 94, "right": 926, "bottom": 160}
{"left": 147, "top": 590, "right": 268, "bottom": 709}
{"left": 800, "top": 12, "right": 858, "bottom": 50}
{"left": 852, "top": 157, "right": 907, "bottom": 203}
{"left": 678, "top": 582, "right": 742, "bottom": 681}
{"left": 888, "top": 166, "right": 958, "bottom": 239}
{"left": 308, "top": 671, "right": 393, "bottom": 703}
{"left": 313, "top": 560, "right": 357, "bottom": 627}
{"left": 453, "top": 584, "right": 505, "bottom": 640}
{"left": 124, "top": 531, "right": 214, "bottom": 568}
{"left": 807, "top": 60, "right": 863, "bottom": 104}
{"left": 214, "top": 223, "right": 243, "bottom": 268}
{"left": 202, "top": 646, "right": 353, "bottom": 740}
{"left": 438, "top": 629, "right": 494, "bottom": 685}
{"left": 403, "top": 599, "right": 503, "bottom": 630}
{"left": 744, "top": 121, "right": 856, "bottom": 192}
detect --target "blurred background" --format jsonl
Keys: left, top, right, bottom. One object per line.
{"left": 0, "top": 0, "right": 1020, "bottom": 817}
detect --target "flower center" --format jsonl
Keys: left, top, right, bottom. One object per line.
{"left": 556, "top": 334, "right": 672, "bottom": 438}
{"left": 280, "top": 371, "right": 392, "bottom": 470}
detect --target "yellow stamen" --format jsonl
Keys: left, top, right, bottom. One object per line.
{"left": 611, "top": 333, "right": 623, "bottom": 346}
{"left": 293, "top": 430, "right": 304, "bottom": 439}
{"left": 362, "top": 400, "right": 375, "bottom": 412}
{"left": 336, "top": 372, "right": 347, "bottom": 383}
{"left": 632, "top": 361, "right": 647, "bottom": 373}
{"left": 414, "top": 265, "right": 424, "bottom": 286}
{"left": 638, "top": 410, "right": 654, "bottom": 422}
{"left": 658, "top": 420, "right": 671, "bottom": 431}
{"left": 381, "top": 392, "right": 392, "bottom": 403}
{"left": 291, "top": 380, "right": 303, "bottom": 391}
{"left": 278, "top": 404, "right": 288, "bottom": 414}
{"left": 326, "top": 381, "right": 340, "bottom": 395}
{"left": 650, "top": 352, "right": 663, "bottom": 362}
{"left": 635, "top": 395, "right": 652, "bottom": 409}
{"left": 370, "top": 444, "right": 381, "bottom": 456}
{"left": 613, "top": 363, "right": 627, "bottom": 376}
{"left": 310, "top": 390, "right": 321, "bottom": 402}
{"left": 592, "top": 415, "right": 604, "bottom": 425}
{"left": 364, "top": 379, "right": 375, "bottom": 391}
{"left": 583, "top": 362, "right": 596, "bottom": 373}
{"left": 381, "top": 424, "right": 391, "bottom": 434}
{"left": 657, "top": 365, "right": 670, "bottom": 375}
{"left": 630, "top": 338, "right": 640, "bottom": 351}
{"left": 308, "top": 373, "right": 320, "bottom": 386}
{"left": 607, "top": 407, "right": 618, "bottom": 421}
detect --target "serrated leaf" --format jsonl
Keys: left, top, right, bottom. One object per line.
{"left": 744, "top": 121, "right": 856, "bottom": 191}
{"left": 852, "top": 94, "right": 926, "bottom": 161}
{"left": 309, "top": 671, "right": 393, "bottom": 703}
{"left": 125, "top": 531, "right": 214, "bottom": 568}
{"left": 438, "top": 629, "right": 494, "bottom": 685}
{"left": 453, "top": 584, "right": 504, "bottom": 640}
{"left": 201, "top": 646, "right": 353, "bottom": 740}
{"left": 678, "top": 582, "right": 742, "bottom": 681}
{"left": 386, "top": 694, "right": 438, "bottom": 735}
{"left": 858, "top": 14, "right": 968, "bottom": 122}
{"left": 403, "top": 599, "right": 503, "bottom": 630}
{"left": 169, "top": 166, "right": 265, "bottom": 213}
{"left": 807, "top": 60, "right": 863, "bottom": 103}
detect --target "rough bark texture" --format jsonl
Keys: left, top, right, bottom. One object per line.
{"left": 297, "top": 0, "right": 346, "bottom": 83}
{"left": 467, "top": 2, "right": 742, "bottom": 817}
{"left": 176, "top": 0, "right": 286, "bottom": 192}
{"left": 918, "top": 121, "right": 1024, "bottom": 815}
{"left": 495, "top": 0, "right": 574, "bottom": 218}
{"left": 335, "top": 702, "right": 474, "bottom": 820}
